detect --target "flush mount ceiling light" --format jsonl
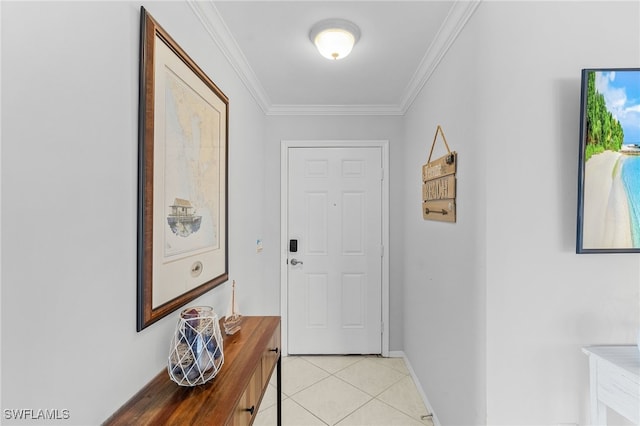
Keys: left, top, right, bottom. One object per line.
{"left": 309, "top": 18, "right": 361, "bottom": 60}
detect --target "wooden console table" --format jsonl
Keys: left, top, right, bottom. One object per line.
{"left": 582, "top": 345, "right": 639, "bottom": 425}
{"left": 104, "top": 316, "right": 281, "bottom": 426}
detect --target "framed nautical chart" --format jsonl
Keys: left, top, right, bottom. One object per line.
{"left": 137, "top": 7, "right": 228, "bottom": 330}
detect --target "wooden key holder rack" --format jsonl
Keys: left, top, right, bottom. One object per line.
{"left": 422, "top": 125, "right": 457, "bottom": 222}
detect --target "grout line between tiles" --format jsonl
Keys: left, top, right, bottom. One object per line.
{"left": 373, "top": 395, "right": 430, "bottom": 424}
{"left": 301, "top": 355, "right": 369, "bottom": 376}
{"left": 289, "top": 397, "right": 331, "bottom": 426}
{"left": 333, "top": 361, "right": 408, "bottom": 398}
{"left": 331, "top": 395, "right": 374, "bottom": 426}
{"left": 269, "top": 355, "right": 427, "bottom": 425}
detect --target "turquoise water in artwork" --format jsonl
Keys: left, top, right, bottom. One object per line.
{"left": 621, "top": 156, "right": 640, "bottom": 247}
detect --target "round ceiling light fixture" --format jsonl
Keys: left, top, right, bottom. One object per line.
{"left": 309, "top": 18, "right": 361, "bottom": 60}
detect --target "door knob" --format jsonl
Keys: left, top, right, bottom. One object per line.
{"left": 290, "top": 258, "right": 303, "bottom": 266}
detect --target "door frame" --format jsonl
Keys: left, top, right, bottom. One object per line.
{"left": 280, "top": 140, "right": 390, "bottom": 357}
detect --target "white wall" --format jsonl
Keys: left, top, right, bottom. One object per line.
{"left": 403, "top": 1, "right": 640, "bottom": 425}
{"left": 402, "top": 8, "right": 486, "bottom": 423}
{"left": 264, "top": 115, "right": 405, "bottom": 351}
{"left": 481, "top": 2, "right": 640, "bottom": 425}
{"left": 1, "top": 2, "right": 269, "bottom": 424}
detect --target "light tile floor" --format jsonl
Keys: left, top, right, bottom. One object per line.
{"left": 254, "top": 355, "right": 435, "bottom": 426}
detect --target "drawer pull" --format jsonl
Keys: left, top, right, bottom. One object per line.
{"left": 269, "top": 347, "right": 279, "bottom": 354}
{"left": 245, "top": 405, "right": 255, "bottom": 415}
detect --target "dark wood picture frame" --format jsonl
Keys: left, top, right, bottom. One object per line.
{"left": 137, "top": 7, "right": 229, "bottom": 331}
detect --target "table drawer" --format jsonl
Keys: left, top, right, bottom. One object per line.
{"left": 597, "top": 359, "right": 640, "bottom": 424}
{"left": 231, "top": 364, "right": 263, "bottom": 426}
{"left": 262, "top": 323, "right": 281, "bottom": 385}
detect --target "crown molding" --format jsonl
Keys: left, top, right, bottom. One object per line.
{"left": 398, "top": 0, "right": 482, "bottom": 114}
{"left": 187, "top": 0, "right": 272, "bottom": 114}
{"left": 266, "top": 104, "right": 405, "bottom": 116}
{"left": 189, "top": 0, "right": 481, "bottom": 116}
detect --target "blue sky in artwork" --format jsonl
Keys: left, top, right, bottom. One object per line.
{"left": 595, "top": 70, "right": 640, "bottom": 144}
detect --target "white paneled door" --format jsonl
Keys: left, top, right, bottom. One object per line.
{"left": 287, "top": 147, "right": 382, "bottom": 354}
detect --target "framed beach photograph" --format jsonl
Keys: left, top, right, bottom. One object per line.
{"left": 137, "top": 7, "right": 229, "bottom": 330}
{"left": 576, "top": 68, "right": 640, "bottom": 253}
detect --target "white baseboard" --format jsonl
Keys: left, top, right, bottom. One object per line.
{"left": 388, "top": 351, "right": 440, "bottom": 426}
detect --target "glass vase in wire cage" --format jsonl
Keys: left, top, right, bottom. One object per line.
{"left": 167, "top": 306, "right": 224, "bottom": 386}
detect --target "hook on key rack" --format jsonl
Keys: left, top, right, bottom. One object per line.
{"left": 425, "top": 208, "right": 448, "bottom": 215}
